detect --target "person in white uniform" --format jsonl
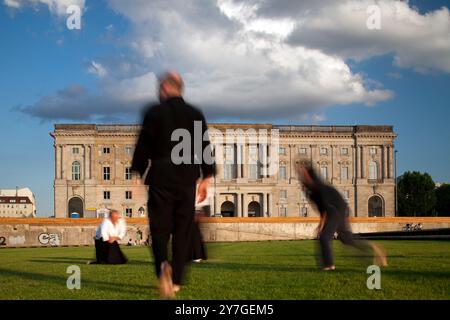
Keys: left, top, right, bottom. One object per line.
{"left": 90, "top": 209, "right": 128, "bottom": 264}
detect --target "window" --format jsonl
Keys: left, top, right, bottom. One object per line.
{"left": 320, "top": 147, "right": 328, "bottom": 155}
{"left": 248, "top": 145, "right": 259, "bottom": 180}
{"left": 125, "top": 208, "right": 132, "bottom": 217}
{"left": 341, "top": 166, "right": 349, "bottom": 180}
{"left": 343, "top": 190, "right": 350, "bottom": 201}
{"left": 125, "top": 167, "right": 132, "bottom": 180}
{"left": 125, "top": 146, "right": 134, "bottom": 155}
{"left": 301, "top": 207, "right": 308, "bottom": 217}
{"left": 72, "top": 161, "right": 81, "bottom": 180}
{"left": 341, "top": 148, "right": 348, "bottom": 155}
{"left": 279, "top": 165, "right": 286, "bottom": 180}
{"left": 125, "top": 191, "right": 132, "bottom": 200}
{"left": 279, "top": 147, "right": 286, "bottom": 155}
{"left": 279, "top": 190, "right": 287, "bottom": 200}
{"left": 224, "top": 145, "right": 235, "bottom": 180}
{"left": 299, "top": 147, "right": 307, "bottom": 155}
{"left": 103, "top": 191, "right": 110, "bottom": 200}
{"left": 300, "top": 190, "right": 307, "bottom": 201}
{"left": 103, "top": 147, "right": 111, "bottom": 154}
{"left": 72, "top": 147, "right": 79, "bottom": 154}
{"left": 370, "top": 147, "right": 377, "bottom": 155}
{"left": 103, "top": 166, "right": 111, "bottom": 180}
{"left": 369, "top": 161, "right": 378, "bottom": 179}
{"left": 320, "top": 166, "right": 328, "bottom": 180}
{"left": 279, "top": 207, "right": 287, "bottom": 217}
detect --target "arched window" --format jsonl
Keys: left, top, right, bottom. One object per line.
{"left": 72, "top": 161, "right": 81, "bottom": 180}
{"left": 369, "top": 161, "right": 378, "bottom": 180}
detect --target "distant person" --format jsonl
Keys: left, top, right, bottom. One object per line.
{"left": 132, "top": 71, "right": 216, "bottom": 298}
{"left": 297, "top": 163, "right": 387, "bottom": 270}
{"left": 191, "top": 185, "right": 211, "bottom": 263}
{"left": 89, "top": 209, "right": 128, "bottom": 264}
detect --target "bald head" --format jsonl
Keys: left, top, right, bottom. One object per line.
{"left": 158, "top": 71, "right": 184, "bottom": 101}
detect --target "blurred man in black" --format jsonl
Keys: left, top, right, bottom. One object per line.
{"left": 297, "top": 163, "right": 387, "bottom": 270}
{"left": 132, "top": 71, "right": 216, "bottom": 297}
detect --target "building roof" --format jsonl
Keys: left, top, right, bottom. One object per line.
{"left": 52, "top": 123, "right": 394, "bottom": 134}
{"left": 0, "top": 196, "right": 32, "bottom": 204}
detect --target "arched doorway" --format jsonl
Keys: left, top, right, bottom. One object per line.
{"left": 68, "top": 197, "right": 84, "bottom": 217}
{"left": 220, "top": 201, "right": 235, "bottom": 217}
{"left": 368, "top": 195, "right": 383, "bottom": 217}
{"left": 248, "top": 201, "right": 261, "bottom": 217}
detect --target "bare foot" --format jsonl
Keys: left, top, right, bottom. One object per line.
{"left": 322, "top": 265, "right": 336, "bottom": 271}
{"left": 371, "top": 243, "right": 388, "bottom": 267}
{"left": 159, "top": 261, "right": 175, "bottom": 299}
{"left": 173, "top": 284, "right": 181, "bottom": 293}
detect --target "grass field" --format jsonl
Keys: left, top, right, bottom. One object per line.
{"left": 0, "top": 240, "right": 449, "bottom": 300}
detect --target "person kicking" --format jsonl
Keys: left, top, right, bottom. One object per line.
{"left": 297, "top": 163, "right": 387, "bottom": 270}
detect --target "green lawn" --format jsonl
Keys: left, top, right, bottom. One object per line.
{"left": 0, "top": 240, "right": 449, "bottom": 300}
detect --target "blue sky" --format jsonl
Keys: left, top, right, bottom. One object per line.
{"left": 0, "top": 0, "right": 449, "bottom": 216}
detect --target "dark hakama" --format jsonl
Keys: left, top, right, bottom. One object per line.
{"left": 94, "top": 238, "right": 128, "bottom": 264}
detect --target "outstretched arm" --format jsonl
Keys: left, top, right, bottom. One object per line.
{"left": 316, "top": 211, "right": 327, "bottom": 237}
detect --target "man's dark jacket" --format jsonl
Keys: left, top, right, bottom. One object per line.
{"left": 131, "top": 97, "right": 216, "bottom": 187}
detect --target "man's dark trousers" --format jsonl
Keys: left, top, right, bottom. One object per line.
{"left": 148, "top": 184, "right": 196, "bottom": 285}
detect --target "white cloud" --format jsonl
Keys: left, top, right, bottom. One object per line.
{"left": 4, "top": 0, "right": 85, "bottom": 17}
{"left": 15, "top": 0, "right": 450, "bottom": 122}
{"left": 87, "top": 61, "right": 107, "bottom": 78}
{"left": 283, "top": 0, "right": 450, "bottom": 73}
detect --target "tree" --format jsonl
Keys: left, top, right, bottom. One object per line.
{"left": 435, "top": 184, "right": 450, "bottom": 216}
{"left": 397, "top": 171, "right": 436, "bottom": 216}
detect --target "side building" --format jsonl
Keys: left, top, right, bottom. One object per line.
{"left": 0, "top": 187, "right": 36, "bottom": 218}
{"left": 51, "top": 124, "right": 396, "bottom": 218}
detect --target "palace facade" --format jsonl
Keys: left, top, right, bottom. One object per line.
{"left": 51, "top": 123, "right": 396, "bottom": 218}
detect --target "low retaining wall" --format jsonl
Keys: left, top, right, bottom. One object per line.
{"left": 0, "top": 217, "right": 449, "bottom": 248}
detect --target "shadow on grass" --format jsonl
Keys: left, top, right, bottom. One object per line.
{"left": 29, "top": 257, "right": 152, "bottom": 266}
{"left": 0, "top": 266, "right": 156, "bottom": 297}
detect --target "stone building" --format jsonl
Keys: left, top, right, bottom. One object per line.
{"left": 51, "top": 123, "right": 396, "bottom": 218}
{"left": 0, "top": 187, "right": 36, "bottom": 218}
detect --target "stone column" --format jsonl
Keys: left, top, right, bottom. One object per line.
{"left": 331, "top": 145, "right": 335, "bottom": 182}
{"left": 242, "top": 143, "right": 247, "bottom": 178}
{"left": 242, "top": 193, "right": 248, "bottom": 217}
{"left": 389, "top": 145, "right": 394, "bottom": 178}
{"left": 90, "top": 145, "right": 96, "bottom": 181}
{"left": 83, "top": 145, "right": 88, "bottom": 180}
{"left": 261, "top": 143, "right": 268, "bottom": 178}
{"left": 382, "top": 145, "right": 388, "bottom": 179}
{"left": 61, "top": 144, "right": 65, "bottom": 179}
{"left": 262, "top": 192, "right": 267, "bottom": 217}
{"left": 236, "top": 193, "right": 242, "bottom": 217}
{"left": 213, "top": 194, "right": 219, "bottom": 215}
{"left": 360, "top": 146, "right": 365, "bottom": 178}
{"left": 55, "top": 144, "right": 61, "bottom": 179}
{"left": 268, "top": 193, "right": 272, "bottom": 217}
{"left": 236, "top": 144, "right": 242, "bottom": 178}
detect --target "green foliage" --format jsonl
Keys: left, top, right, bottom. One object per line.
{"left": 435, "top": 183, "right": 450, "bottom": 216}
{"left": 397, "top": 171, "right": 436, "bottom": 216}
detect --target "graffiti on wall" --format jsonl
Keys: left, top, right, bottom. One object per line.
{"left": 38, "top": 233, "right": 61, "bottom": 246}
